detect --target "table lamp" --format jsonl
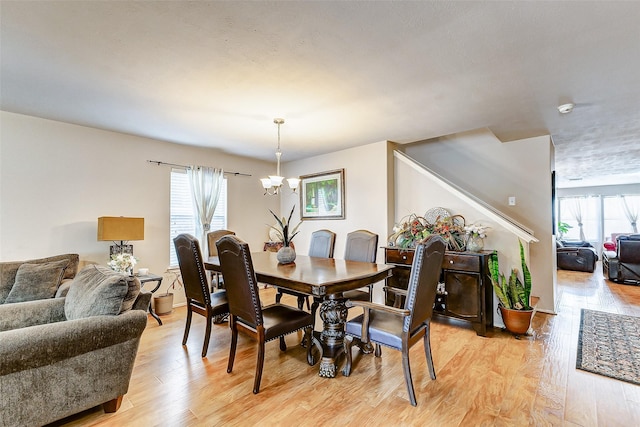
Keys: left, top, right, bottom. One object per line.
{"left": 97, "top": 216, "right": 144, "bottom": 256}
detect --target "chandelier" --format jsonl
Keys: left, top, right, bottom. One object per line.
{"left": 260, "top": 118, "right": 300, "bottom": 195}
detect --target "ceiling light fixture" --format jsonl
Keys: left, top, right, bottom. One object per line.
{"left": 260, "top": 118, "right": 300, "bottom": 195}
{"left": 557, "top": 103, "right": 575, "bottom": 114}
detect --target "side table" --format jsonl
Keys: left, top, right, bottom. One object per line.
{"left": 137, "top": 273, "right": 163, "bottom": 325}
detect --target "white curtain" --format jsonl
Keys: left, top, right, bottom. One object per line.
{"left": 187, "top": 166, "right": 224, "bottom": 249}
{"left": 568, "top": 198, "right": 586, "bottom": 241}
{"left": 620, "top": 195, "right": 639, "bottom": 233}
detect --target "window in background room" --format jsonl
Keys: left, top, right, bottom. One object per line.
{"left": 603, "top": 195, "right": 640, "bottom": 239}
{"left": 557, "top": 196, "right": 600, "bottom": 243}
{"left": 169, "top": 169, "right": 227, "bottom": 267}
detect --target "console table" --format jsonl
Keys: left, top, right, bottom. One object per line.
{"left": 384, "top": 247, "right": 493, "bottom": 336}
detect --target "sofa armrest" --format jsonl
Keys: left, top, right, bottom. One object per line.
{"left": 0, "top": 298, "right": 66, "bottom": 332}
{"left": 0, "top": 310, "right": 147, "bottom": 376}
{"left": 133, "top": 289, "right": 152, "bottom": 311}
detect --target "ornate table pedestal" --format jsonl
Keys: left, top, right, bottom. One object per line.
{"left": 318, "top": 295, "right": 349, "bottom": 377}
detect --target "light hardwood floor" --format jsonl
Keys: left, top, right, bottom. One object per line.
{"left": 51, "top": 264, "right": 640, "bottom": 426}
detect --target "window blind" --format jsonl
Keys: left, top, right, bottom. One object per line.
{"left": 169, "top": 169, "right": 227, "bottom": 267}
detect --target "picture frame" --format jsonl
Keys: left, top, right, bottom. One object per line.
{"left": 300, "top": 169, "right": 345, "bottom": 220}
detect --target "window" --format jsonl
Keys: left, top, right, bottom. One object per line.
{"left": 169, "top": 169, "right": 227, "bottom": 267}
{"left": 603, "top": 195, "right": 640, "bottom": 239}
{"left": 557, "top": 193, "right": 640, "bottom": 250}
{"left": 557, "top": 196, "right": 599, "bottom": 242}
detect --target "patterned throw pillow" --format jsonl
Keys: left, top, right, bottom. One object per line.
{"left": 4, "top": 259, "right": 70, "bottom": 304}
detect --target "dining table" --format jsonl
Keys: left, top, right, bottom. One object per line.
{"left": 205, "top": 251, "right": 393, "bottom": 378}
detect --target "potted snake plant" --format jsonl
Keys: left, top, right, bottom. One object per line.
{"left": 489, "top": 239, "right": 534, "bottom": 336}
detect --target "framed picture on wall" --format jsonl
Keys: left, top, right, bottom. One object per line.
{"left": 300, "top": 169, "right": 345, "bottom": 220}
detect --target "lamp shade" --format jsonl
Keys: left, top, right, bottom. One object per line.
{"left": 97, "top": 217, "right": 144, "bottom": 241}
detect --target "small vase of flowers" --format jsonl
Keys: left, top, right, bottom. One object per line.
{"left": 108, "top": 253, "right": 138, "bottom": 275}
{"left": 464, "top": 223, "right": 489, "bottom": 252}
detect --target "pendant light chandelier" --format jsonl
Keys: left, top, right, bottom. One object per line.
{"left": 260, "top": 118, "right": 300, "bottom": 195}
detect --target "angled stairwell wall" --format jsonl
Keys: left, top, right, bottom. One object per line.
{"left": 394, "top": 128, "right": 556, "bottom": 317}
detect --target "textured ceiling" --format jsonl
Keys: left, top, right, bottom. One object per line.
{"left": 2, "top": 1, "right": 639, "bottom": 188}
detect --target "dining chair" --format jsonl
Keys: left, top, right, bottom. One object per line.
{"left": 275, "top": 229, "right": 336, "bottom": 310}
{"left": 342, "top": 230, "right": 379, "bottom": 302}
{"left": 216, "top": 235, "right": 316, "bottom": 394}
{"left": 173, "top": 233, "right": 229, "bottom": 358}
{"left": 206, "top": 229, "right": 236, "bottom": 291}
{"left": 342, "top": 235, "right": 446, "bottom": 406}
{"left": 308, "top": 229, "right": 336, "bottom": 258}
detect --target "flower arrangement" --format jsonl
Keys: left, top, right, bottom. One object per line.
{"left": 268, "top": 205, "right": 301, "bottom": 247}
{"left": 388, "top": 213, "right": 466, "bottom": 251}
{"left": 108, "top": 252, "right": 138, "bottom": 274}
{"left": 464, "top": 223, "right": 489, "bottom": 239}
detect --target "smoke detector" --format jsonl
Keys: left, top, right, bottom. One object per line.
{"left": 558, "top": 103, "right": 575, "bottom": 114}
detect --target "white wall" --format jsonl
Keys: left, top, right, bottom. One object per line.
{"left": 282, "top": 140, "right": 392, "bottom": 302}
{"left": 401, "top": 129, "right": 556, "bottom": 313}
{"left": 0, "top": 111, "right": 278, "bottom": 305}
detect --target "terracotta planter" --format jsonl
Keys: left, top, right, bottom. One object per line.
{"left": 154, "top": 293, "right": 174, "bottom": 315}
{"left": 499, "top": 305, "right": 534, "bottom": 335}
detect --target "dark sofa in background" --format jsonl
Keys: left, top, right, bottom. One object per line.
{"left": 556, "top": 240, "right": 598, "bottom": 273}
{"left": 603, "top": 234, "right": 640, "bottom": 284}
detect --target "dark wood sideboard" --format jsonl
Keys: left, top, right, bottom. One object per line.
{"left": 384, "top": 247, "right": 493, "bottom": 336}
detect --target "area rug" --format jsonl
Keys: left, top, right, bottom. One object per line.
{"left": 576, "top": 309, "right": 640, "bottom": 385}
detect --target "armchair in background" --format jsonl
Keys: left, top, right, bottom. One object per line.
{"left": 603, "top": 234, "right": 640, "bottom": 284}
{"left": 556, "top": 240, "right": 598, "bottom": 273}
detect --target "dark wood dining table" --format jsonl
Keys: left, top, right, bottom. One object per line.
{"left": 205, "top": 251, "right": 393, "bottom": 378}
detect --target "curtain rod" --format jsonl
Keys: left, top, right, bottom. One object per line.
{"left": 147, "top": 160, "right": 251, "bottom": 177}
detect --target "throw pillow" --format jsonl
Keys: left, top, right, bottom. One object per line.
{"left": 120, "top": 276, "right": 141, "bottom": 314}
{"left": 65, "top": 264, "right": 129, "bottom": 320}
{"left": 4, "top": 259, "right": 70, "bottom": 304}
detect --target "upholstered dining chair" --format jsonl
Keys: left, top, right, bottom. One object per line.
{"left": 207, "top": 229, "right": 236, "bottom": 291}
{"left": 216, "top": 235, "right": 316, "bottom": 394}
{"left": 173, "top": 233, "right": 229, "bottom": 358}
{"left": 308, "top": 229, "right": 336, "bottom": 258}
{"left": 275, "top": 229, "right": 336, "bottom": 310}
{"left": 342, "top": 230, "right": 379, "bottom": 302}
{"left": 342, "top": 235, "right": 446, "bottom": 406}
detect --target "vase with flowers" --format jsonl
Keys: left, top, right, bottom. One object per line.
{"left": 464, "top": 223, "right": 489, "bottom": 252}
{"left": 269, "top": 205, "right": 301, "bottom": 264}
{"left": 108, "top": 252, "right": 138, "bottom": 275}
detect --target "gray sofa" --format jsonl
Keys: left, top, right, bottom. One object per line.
{"left": 0, "top": 253, "right": 80, "bottom": 304}
{"left": 0, "top": 264, "right": 151, "bottom": 427}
